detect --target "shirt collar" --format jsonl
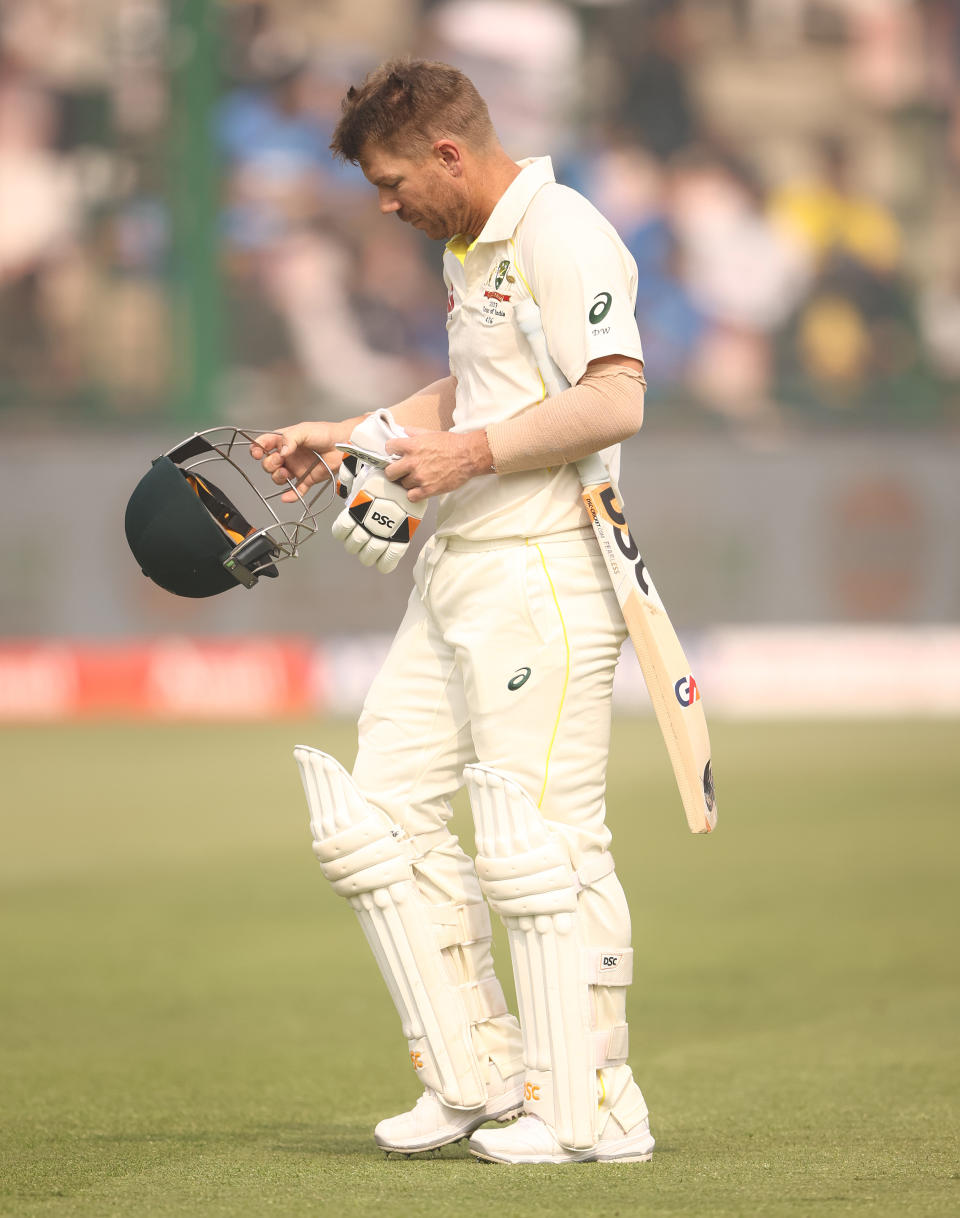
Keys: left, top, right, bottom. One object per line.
{"left": 445, "top": 156, "right": 555, "bottom": 258}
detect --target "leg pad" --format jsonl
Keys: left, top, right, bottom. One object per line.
{"left": 296, "top": 745, "right": 489, "bottom": 1109}
{"left": 468, "top": 764, "right": 632, "bottom": 1150}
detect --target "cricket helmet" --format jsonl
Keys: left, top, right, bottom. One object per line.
{"left": 125, "top": 426, "right": 334, "bottom": 598}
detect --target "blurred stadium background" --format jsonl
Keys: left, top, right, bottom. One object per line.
{"left": 1, "top": 0, "right": 959, "bottom": 720}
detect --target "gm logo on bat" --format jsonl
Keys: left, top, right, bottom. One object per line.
{"left": 675, "top": 674, "right": 701, "bottom": 707}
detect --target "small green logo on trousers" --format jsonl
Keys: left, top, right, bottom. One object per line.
{"left": 508, "top": 667, "right": 532, "bottom": 691}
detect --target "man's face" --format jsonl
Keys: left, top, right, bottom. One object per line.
{"left": 359, "top": 143, "right": 464, "bottom": 241}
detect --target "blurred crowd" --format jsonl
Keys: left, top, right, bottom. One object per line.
{"left": 1, "top": 0, "right": 959, "bottom": 428}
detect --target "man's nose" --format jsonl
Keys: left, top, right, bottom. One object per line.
{"left": 378, "top": 190, "right": 400, "bottom": 214}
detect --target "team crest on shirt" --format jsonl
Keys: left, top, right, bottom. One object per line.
{"left": 481, "top": 258, "right": 514, "bottom": 322}
{"left": 483, "top": 259, "right": 512, "bottom": 304}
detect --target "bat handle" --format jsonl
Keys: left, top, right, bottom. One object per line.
{"left": 515, "top": 299, "right": 568, "bottom": 394}
{"left": 575, "top": 452, "right": 609, "bottom": 488}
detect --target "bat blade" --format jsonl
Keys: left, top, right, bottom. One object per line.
{"left": 580, "top": 474, "right": 717, "bottom": 835}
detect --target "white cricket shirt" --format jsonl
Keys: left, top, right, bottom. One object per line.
{"left": 438, "top": 156, "right": 644, "bottom": 540}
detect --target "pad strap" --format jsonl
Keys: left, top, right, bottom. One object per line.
{"left": 576, "top": 851, "right": 616, "bottom": 888}
{"left": 459, "top": 975, "right": 510, "bottom": 1024}
{"left": 600, "top": 1062, "right": 650, "bottom": 1133}
{"left": 597, "top": 1024, "right": 630, "bottom": 1066}
{"left": 430, "top": 900, "right": 492, "bottom": 949}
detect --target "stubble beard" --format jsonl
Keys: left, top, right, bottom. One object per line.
{"left": 402, "top": 179, "right": 463, "bottom": 241}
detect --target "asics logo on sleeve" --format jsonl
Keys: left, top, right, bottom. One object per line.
{"left": 589, "top": 292, "right": 613, "bottom": 324}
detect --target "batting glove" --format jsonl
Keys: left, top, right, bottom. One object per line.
{"left": 334, "top": 407, "right": 404, "bottom": 502}
{"left": 331, "top": 410, "right": 424, "bottom": 574}
{"left": 332, "top": 464, "right": 425, "bottom": 573}
{"left": 335, "top": 452, "right": 360, "bottom": 500}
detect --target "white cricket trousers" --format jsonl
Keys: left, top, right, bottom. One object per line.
{"left": 352, "top": 528, "right": 636, "bottom": 1090}
{"left": 355, "top": 528, "right": 627, "bottom": 858}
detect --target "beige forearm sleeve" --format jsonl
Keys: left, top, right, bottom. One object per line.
{"left": 390, "top": 375, "right": 458, "bottom": 433}
{"left": 486, "top": 364, "right": 646, "bottom": 475}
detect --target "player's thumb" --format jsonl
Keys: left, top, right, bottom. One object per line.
{"left": 278, "top": 423, "right": 311, "bottom": 456}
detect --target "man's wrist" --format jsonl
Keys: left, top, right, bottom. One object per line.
{"left": 337, "top": 414, "right": 370, "bottom": 446}
{"left": 471, "top": 428, "right": 495, "bottom": 475}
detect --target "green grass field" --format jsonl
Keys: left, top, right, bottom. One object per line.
{"left": 2, "top": 718, "right": 958, "bottom": 1217}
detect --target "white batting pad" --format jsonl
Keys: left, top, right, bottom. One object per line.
{"left": 468, "top": 764, "right": 610, "bottom": 1150}
{"left": 295, "top": 745, "right": 487, "bottom": 1109}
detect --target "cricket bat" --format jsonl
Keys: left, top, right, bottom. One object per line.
{"left": 515, "top": 299, "right": 717, "bottom": 834}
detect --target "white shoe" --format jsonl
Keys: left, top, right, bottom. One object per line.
{"left": 374, "top": 1075, "right": 524, "bottom": 1154}
{"left": 469, "top": 1113, "right": 655, "bottom": 1164}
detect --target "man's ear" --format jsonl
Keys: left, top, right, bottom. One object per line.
{"left": 434, "top": 140, "right": 464, "bottom": 177}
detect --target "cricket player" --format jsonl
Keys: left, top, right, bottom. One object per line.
{"left": 252, "top": 58, "right": 652, "bottom": 1164}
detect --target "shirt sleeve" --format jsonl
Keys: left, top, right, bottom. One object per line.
{"left": 522, "top": 205, "right": 645, "bottom": 387}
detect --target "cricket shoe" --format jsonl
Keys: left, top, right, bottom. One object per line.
{"left": 469, "top": 1113, "right": 655, "bottom": 1164}
{"left": 374, "top": 1074, "right": 524, "bottom": 1155}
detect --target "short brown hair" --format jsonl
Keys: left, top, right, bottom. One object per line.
{"left": 330, "top": 57, "right": 496, "bottom": 164}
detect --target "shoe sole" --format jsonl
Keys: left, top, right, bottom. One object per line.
{"left": 470, "top": 1140, "right": 654, "bottom": 1165}
{"left": 376, "top": 1104, "right": 523, "bottom": 1155}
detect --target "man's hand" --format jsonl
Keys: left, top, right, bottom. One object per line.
{"left": 250, "top": 424, "right": 341, "bottom": 502}
{"left": 385, "top": 429, "right": 493, "bottom": 502}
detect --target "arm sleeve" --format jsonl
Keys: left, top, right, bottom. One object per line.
{"left": 486, "top": 362, "right": 645, "bottom": 475}
{"left": 390, "top": 375, "right": 458, "bottom": 433}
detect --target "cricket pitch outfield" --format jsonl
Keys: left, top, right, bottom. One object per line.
{"left": 2, "top": 717, "right": 957, "bottom": 1217}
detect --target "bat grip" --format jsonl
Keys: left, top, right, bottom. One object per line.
{"left": 515, "top": 300, "right": 567, "bottom": 394}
